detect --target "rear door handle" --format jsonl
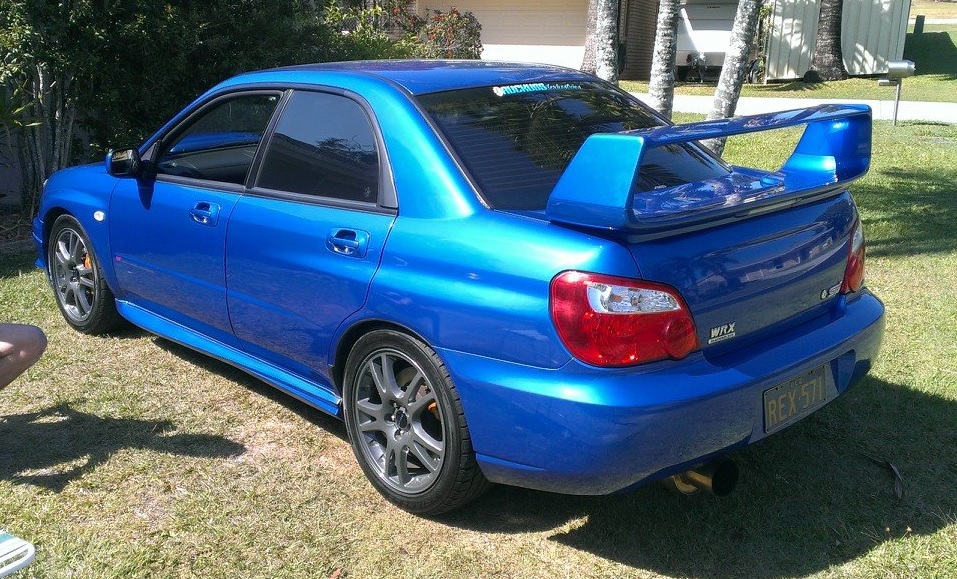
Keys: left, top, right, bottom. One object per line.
{"left": 326, "top": 228, "right": 370, "bottom": 258}
{"left": 189, "top": 202, "right": 221, "bottom": 226}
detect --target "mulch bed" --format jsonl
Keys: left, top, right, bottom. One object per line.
{"left": 0, "top": 211, "right": 34, "bottom": 254}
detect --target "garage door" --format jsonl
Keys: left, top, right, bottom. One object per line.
{"left": 441, "top": 0, "right": 588, "bottom": 68}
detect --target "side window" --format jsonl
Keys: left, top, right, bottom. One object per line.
{"left": 156, "top": 93, "right": 280, "bottom": 185}
{"left": 256, "top": 92, "right": 379, "bottom": 203}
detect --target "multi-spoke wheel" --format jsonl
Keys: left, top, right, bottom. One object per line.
{"left": 47, "top": 215, "right": 124, "bottom": 334}
{"left": 343, "top": 330, "right": 490, "bottom": 515}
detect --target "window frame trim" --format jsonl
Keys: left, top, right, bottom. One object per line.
{"left": 146, "top": 89, "right": 286, "bottom": 193}
{"left": 247, "top": 85, "right": 398, "bottom": 213}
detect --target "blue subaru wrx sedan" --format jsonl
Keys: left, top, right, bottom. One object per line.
{"left": 34, "top": 61, "right": 884, "bottom": 515}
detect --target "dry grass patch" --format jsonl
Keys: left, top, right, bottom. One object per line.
{"left": 1, "top": 120, "right": 956, "bottom": 578}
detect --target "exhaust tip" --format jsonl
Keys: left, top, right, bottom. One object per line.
{"left": 669, "top": 459, "right": 739, "bottom": 497}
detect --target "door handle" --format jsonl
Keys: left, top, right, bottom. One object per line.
{"left": 189, "top": 202, "right": 221, "bottom": 226}
{"left": 326, "top": 228, "right": 370, "bottom": 258}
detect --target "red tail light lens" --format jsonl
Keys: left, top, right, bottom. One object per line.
{"left": 550, "top": 271, "right": 698, "bottom": 367}
{"left": 841, "top": 220, "right": 866, "bottom": 294}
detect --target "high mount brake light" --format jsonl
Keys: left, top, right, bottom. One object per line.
{"left": 550, "top": 272, "right": 698, "bottom": 367}
{"left": 841, "top": 219, "right": 866, "bottom": 294}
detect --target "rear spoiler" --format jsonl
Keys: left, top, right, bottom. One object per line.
{"left": 545, "top": 104, "right": 872, "bottom": 233}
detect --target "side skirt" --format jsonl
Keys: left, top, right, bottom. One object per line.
{"left": 116, "top": 300, "right": 342, "bottom": 417}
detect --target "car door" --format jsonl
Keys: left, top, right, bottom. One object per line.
{"left": 226, "top": 90, "right": 397, "bottom": 384}
{"left": 109, "top": 92, "right": 282, "bottom": 345}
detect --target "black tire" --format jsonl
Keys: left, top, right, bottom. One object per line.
{"left": 342, "top": 330, "right": 490, "bottom": 515}
{"left": 47, "top": 215, "right": 125, "bottom": 334}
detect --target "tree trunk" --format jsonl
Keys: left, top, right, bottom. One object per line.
{"left": 807, "top": 0, "right": 848, "bottom": 81}
{"left": 648, "top": 0, "right": 680, "bottom": 118}
{"left": 703, "top": 0, "right": 763, "bottom": 156}
{"left": 18, "top": 61, "right": 77, "bottom": 215}
{"left": 581, "top": 0, "right": 598, "bottom": 74}
{"left": 592, "top": 0, "right": 619, "bottom": 83}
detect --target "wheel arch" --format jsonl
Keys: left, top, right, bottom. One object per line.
{"left": 39, "top": 201, "right": 121, "bottom": 296}
{"left": 44, "top": 209, "right": 125, "bottom": 334}
{"left": 331, "top": 318, "right": 435, "bottom": 395}
{"left": 37, "top": 206, "right": 72, "bottom": 275}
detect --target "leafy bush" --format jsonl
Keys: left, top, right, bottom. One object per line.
{"left": 406, "top": 7, "right": 483, "bottom": 59}
{"left": 0, "top": 0, "right": 483, "bottom": 215}
{"left": 418, "top": 8, "right": 482, "bottom": 59}
{"left": 325, "top": 4, "right": 417, "bottom": 61}
{"left": 335, "top": 2, "right": 483, "bottom": 60}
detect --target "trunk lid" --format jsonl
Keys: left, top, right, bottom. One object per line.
{"left": 623, "top": 191, "right": 856, "bottom": 353}
{"left": 543, "top": 104, "right": 871, "bottom": 353}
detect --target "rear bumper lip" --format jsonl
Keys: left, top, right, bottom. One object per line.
{"left": 440, "top": 291, "right": 884, "bottom": 495}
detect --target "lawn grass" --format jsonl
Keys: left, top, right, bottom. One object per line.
{"left": 1, "top": 119, "right": 956, "bottom": 578}
{"left": 911, "top": 0, "right": 957, "bottom": 20}
{"left": 620, "top": 26, "right": 957, "bottom": 104}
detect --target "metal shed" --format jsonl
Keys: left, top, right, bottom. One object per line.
{"left": 764, "top": 0, "right": 912, "bottom": 81}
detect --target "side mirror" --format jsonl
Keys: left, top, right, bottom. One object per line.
{"left": 106, "top": 148, "right": 141, "bottom": 178}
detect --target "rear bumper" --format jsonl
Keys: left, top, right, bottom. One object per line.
{"left": 440, "top": 291, "right": 884, "bottom": 495}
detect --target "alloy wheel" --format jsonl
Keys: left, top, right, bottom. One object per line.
{"left": 51, "top": 227, "right": 97, "bottom": 324}
{"left": 351, "top": 349, "right": 446, "bottom": 495}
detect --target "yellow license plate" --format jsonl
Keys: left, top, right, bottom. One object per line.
{"left": 763, "top": 366, "right": 827, "bottom": 434}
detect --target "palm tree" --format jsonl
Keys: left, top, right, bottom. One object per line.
{"left": 581, "top": 0, "right": 598, "bottom": 74}
{"left": 703, "top": 0, "right": 763, "bottom": 156}
{"left": 581, "top": 0, "right": 619, "bottom": 82}
{"left": 647, "top": 0, "right": 680, "bottom": 118}
{"left": 807, "top": 0, "right": 848, "bottom": 81}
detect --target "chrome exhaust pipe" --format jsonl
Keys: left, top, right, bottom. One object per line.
{"left": 668, "top": 460, "right": 739, "bottom": 497}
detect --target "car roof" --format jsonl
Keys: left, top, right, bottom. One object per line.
{"left": 222, "top": 60, "right": 597, "bottom": 96}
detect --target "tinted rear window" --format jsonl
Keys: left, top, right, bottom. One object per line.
{"left": 419, "top": 82, "right": 729, "bottom": 210}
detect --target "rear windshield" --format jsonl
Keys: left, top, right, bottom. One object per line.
{"left": 419, "top": 81, "right": 729, "bottom": 210}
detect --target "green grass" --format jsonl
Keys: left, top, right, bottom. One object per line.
{"left": 621, "top": 26, "right": 957, "bottom": 104}
{"left": 1, "top": 119, "right": 956, "bottom": 577}
{"left": 911, "top": 0, "right": 957, "bottom": 20}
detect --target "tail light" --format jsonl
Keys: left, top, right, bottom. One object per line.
{"left": 550, "top": 271, "right": 698, "bottom": 367}
{"left": 841, "top": 219, "right": 866, "bottom": 294}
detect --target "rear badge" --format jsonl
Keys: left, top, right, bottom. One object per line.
{"left": 708, "top": 322, "right": 736, "bottom": 344}
{"left": 820, "top": 283, "right": 841, "bottom": 300}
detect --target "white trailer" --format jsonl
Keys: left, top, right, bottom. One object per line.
{"left": 676, "top": 0, "right": 739, "bottom": 80}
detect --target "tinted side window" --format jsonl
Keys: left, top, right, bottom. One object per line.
{"left": 256, "top": 92, "right": 379, "bottom": 203}
{"left": 156, "top": 94, "right": 280, "bottom": 185}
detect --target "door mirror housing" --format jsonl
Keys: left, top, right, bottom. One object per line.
{"left": 106, "top": 148, "right": 142, "bottom": 178}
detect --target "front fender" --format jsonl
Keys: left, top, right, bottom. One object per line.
{"left": 34, "top": 165, "right": 121, "bottom": 293}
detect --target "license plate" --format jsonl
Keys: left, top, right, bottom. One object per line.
{"left": 763, "top": 366, "right": 827, "bottom": 434}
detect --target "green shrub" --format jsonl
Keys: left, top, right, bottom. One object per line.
{"left": 412, "top": 8, "right": 483, "bottom": 59}
{"left": 325, "top": 4, "right": 417, "bottom": 61}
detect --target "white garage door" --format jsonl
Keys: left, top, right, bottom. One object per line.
{"left": 434, "top": 0, "right": 588, "bottom": 69}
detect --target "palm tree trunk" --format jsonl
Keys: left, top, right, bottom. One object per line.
{"left": 808, "top": 0, "right": 848, "bottom": 81}
{"left": 581, "top": 0, "right": 599, "bottom": 74}
{"left": 593, "top": 0, "right": 619, "bottom": 83}
{"left": 648, "top": 0, "right": 680, "bottom": 118}
{"left": 703, "top": 0, "right": 763, "bottom": 156}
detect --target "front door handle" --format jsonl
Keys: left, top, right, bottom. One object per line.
{"left": 326, "top": 228, "right": 370, "bottom": 258}
{"left": 189, "top": 202, "right": 221, "bottom": 226}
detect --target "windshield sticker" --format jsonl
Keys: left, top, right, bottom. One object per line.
{"left": 492, "top": 83, "right": 583, "bottom": 97}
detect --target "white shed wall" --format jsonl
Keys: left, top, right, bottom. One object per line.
{"left": 765, "top": 0, "right": 911, "bottom": 81}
